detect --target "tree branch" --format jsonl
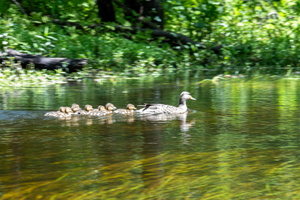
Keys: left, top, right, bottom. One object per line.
{"left": 11, "top": 0, "right": 27, "bottom": 15}
{"left": 52, "top": 20, "right": 209, "bottom": 50}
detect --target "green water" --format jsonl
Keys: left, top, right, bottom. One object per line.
{"left": 1, "top": 75, "right": 300, "bottom": 199}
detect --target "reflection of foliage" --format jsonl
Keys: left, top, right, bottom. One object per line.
{"left": 1, "top": 76, "right": 300, "bottom": 199}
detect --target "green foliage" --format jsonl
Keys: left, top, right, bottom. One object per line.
{"left": 0, "top": 5, "right": 191, "bottom": 76}
{"left": 165, "top": 0, "right": 222, "bottom": 39}
{"left": 164, "top": 0, "right": 300, "bottom": 70}
{"left": 207, "top": 0, "right": 300, "bottom": 68}
{"left": 1, "top": 0, "right": 300, "bottom": 79}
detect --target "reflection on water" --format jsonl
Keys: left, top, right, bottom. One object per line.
{"left": 1, "top": 149, "right": 300, "bottom": 199}
{"left": 138, "top": 112, "right": 194, "bottom": 132}
{"left": 45, "top": 112, "right": 195, "bottom": 133}
{"left": 1, "top": 76, "right": 300, "bottom": 199}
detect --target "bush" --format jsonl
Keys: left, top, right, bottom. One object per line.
{"left": 2, "top": 0, "right": 300, "bottom": 77}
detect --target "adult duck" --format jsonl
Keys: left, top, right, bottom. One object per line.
{"left": 114, "top": 104, "right": 137, "bottom": 114}
{"left": 139, "top": 91, "right": 196, "bottom": 114}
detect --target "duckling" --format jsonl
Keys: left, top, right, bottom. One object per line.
{"left": 89, "top": 104, "right": 117, "bottom": 116}
{"left": 95, "top": 105, "right": 106, "bottom": 112}
{"left": 89, "top": 105, "right": 107, "bottom": 116}
{"left": 45, "top": 106, "right": 66, "bottom": 117}
{"left": 114, "top": 104, "right": 137, "bottom": 114}
{"left": 60, "top": 107, "right": 73, "bottom": 118}
{"left": 71, "top": 103, "right": 82, "bottom": 114}
{"left": 138, "top": 91, "right": 196, "bottom": 114}
{"left": 105, "top": 103, "right": 117, "bottom": 114}
{"left": 44, "top": 106, "right": 73, "bottom": 118}
{"left": 78, "top": 104, "right": 93, "bottom": 115}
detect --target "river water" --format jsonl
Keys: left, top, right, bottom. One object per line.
{"left": 1, "top": 74, "right": 300, "bottom": 199}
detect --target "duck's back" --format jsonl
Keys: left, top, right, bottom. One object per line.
{"left": 140, "top": 104, "right": 185, "bottom": 114}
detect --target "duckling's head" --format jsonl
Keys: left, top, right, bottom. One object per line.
{"left": 127, "top": 104, "right": 137, "bottom": 110}
{"left": 59, "top": 106, "right": 66, "bottom": 112}
{"left": 98, "top": 105, "right": 106, "bottom": 111}
{"left": 106, "top": 103, "right": 117, "bottom": 111}
{"left": 84, "top": 104, "right": 93, "bottom": 111}
{"left": 71, "top": 103, "right": 80, "bottom": 108}
{"left": 65, "top": 107, "right": 73, "bottom": 114}
{"left": 71, "top": 104, "right": 81, "bottom": 112}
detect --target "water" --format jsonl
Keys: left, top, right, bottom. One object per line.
{"left": 1, "top": 75, "right": 300, "bottom": 199}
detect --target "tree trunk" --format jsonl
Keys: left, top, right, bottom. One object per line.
{"left": 0, "top": 49, "right": 87, "bottom": 73}
{"left": 142, "top": 0, "right": 164, "bottom": 29}
{"left": 96, "top": 0, "right": 116, "bottom": 22}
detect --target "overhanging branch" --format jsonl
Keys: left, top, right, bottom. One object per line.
{"left": 52, "top": 20, "right": 209, "bottom": 50}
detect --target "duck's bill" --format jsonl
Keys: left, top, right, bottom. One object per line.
{"left": 190, "top": 96, "right": 196, "bottom": 100}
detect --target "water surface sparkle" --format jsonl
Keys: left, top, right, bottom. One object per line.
{"left": 1, "top": 76, "right": 300, "bottom": 199}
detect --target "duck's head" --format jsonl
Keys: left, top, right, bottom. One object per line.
{"left": 180, "top": 91, "right": 196, "bottom": 101}
{"left": 84, "top": 104, "right": 93, "bottom": 111}
{"left": 106, "top": 103, "right": 117, "bottom": 111}
{"left": 59, "top": 106, "right": 66, "bottom": 112}
{"left": 71, "top": 103, "right": 81, "bottom": 112}
{"left": 65, "top": 107, "right": 73, "bottom": 114}
{"left": 127, "top": 104, "right": 137, "bottom": 110}
{"left": 98, "top": 105, "right": 106, "bottom": 111}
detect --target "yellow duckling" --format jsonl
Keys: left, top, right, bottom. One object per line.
{"left": 114, "top": 104, "right": 137, "bottom": 114}
{"left": 78, "top": 104, "right": 93, "bottom": 115}
{"left": 61, "top": 107, "right": 73, "bottom": 117}
{"left": 45, "top": 106, "right": 65, "bottom": 117}
{"left": 89, "top": 105, "right": 107, "bottom": 116}
{"left": 105, "top": 103, "right": 117, "bottom": 114}
{"left": 45, "top": 106, "right": 73, "bottom": 118}
{"left": 71, "top": 103, "right": 82, "bottom": 115}
{"left": 71, "top": 103, "right": 82, "bottom": 114}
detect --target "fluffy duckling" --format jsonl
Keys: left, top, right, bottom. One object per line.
{"left": 45, "top": 106, "right": 73, "bottom": 118}
{"left": 114, "top": 104, "right": 137, "bottom": 114}
{"left": 89, "top": 104, "right": 116, "bottom": 116}
{"left": 105, "top": 103, "right": 117, "bottom": 114}
{"left": 138, "top": 91, "right": 196, "bottom": 114}
{"left": 89, "top": 105, "right": 107, "bottom": 116}
{"left": 44, "top": 106, "right": 66, "bottom": 117}
{"left": 96, "top": 105, "right": 107, "bottom": 112}
{"left": 62, "top": 107, "right": 73, "bottom": 117}
{"left": 71, "top": 103, "right": 82, "bottom": 114}
{"left": 78, "top": 104, "right": 93, "bottom": 115}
